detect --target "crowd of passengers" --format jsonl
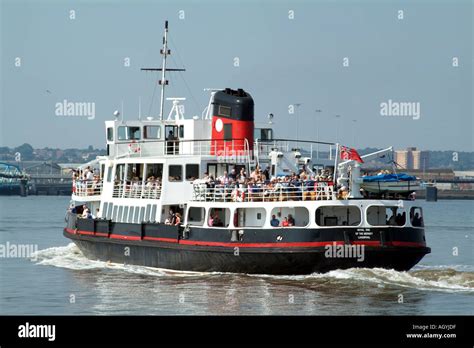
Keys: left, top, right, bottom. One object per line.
{"left": 72, "top": 166, "right": 102, "bottom": 194}
{"left": 193, "top": 165, "right": 344, "bottom": 201}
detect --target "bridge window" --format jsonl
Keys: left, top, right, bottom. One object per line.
{"left": 316, "top": 206, "right": 361, "bottom": 226}
{"left": 186, "top": 164, "right": 199, "bottom": 181}
{"left": 410, "top": 207, "right": 424, "bottom": 227}
{"left": 235, "top": 208, "right": 266, "bottom": 227}
{"left": 107, "top": 127, "right": 114, "bottom": 141}
{"left": 118, "top": 126, "right": 141, "bottom": 141}
{"left": 169, "top": 165, "right": 182, "bottom": 182}
{"left": 367, "top": 206, "right": 406, "bottom": 227}
{"left": 270, "top": 207, "right": 309, "bottom": 227}
{"left": 144, "top": 126, "right": 161, "bottom": 139}
{"left": 188, "top": 207, "right": 205, "bottom": 226}
{"left": 208, "top": 208, "right": 230, "bottom": 227}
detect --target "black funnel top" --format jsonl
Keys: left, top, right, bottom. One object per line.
{"left": 212, "top": 88, "right": 254, "bottom": 121}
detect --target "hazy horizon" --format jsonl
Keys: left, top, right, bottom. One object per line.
{"left": 1, "top": 0, "right": 472, "bottom": 152}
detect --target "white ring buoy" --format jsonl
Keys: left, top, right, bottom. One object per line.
{"left": 128, "top": 141, "right": 141, "bottom": 153}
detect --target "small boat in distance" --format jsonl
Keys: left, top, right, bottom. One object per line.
{"left": 63, "top": 21, "right": 430, "bottom": 275}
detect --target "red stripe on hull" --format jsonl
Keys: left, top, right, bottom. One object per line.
{"left": 64, "top": 228, "right": 426, "bottom": 249}
{"left": 143, "top": 236, "right": 178, "bottom": 243}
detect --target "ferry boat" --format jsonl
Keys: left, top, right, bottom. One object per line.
{"left": 63, "top": 22, "right": 430, "bottom": 275}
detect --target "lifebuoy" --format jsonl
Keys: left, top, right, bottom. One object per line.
{"left": 128, "top": 140, "right": 141, "bottom": 153}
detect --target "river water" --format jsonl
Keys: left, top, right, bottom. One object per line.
{"left": 0, "top": 196, "right": 472, "bottom": 315}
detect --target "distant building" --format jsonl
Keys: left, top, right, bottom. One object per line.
{"left": 395, "top": 147, "right": 429, "bottom": 170}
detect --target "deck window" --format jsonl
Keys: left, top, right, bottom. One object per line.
{"left": 270, "top": 207, "right": 309, "bottom": 227}
{"left": 144, "top": 126, "right": 161, "bottom": 139}
{"left": 208, "top": 208, "right": 230, "bottom": 227}
{"left": 367, "top": 206, "right": 406, "bottom": 227}
{"left": 188, "top": 207, "right": 205, "bottom": 226}
{"left": 235, "top": 208, "right": 266, "bottom": 227}
{"left": 107, "top": 127, "right": 114, "bottom": 141}
{"left": 410, "top": 207, "right": 424, "bottom": 227}
{"left": 186, "top": 164, "right": 199, "bottom": 181}
{"left": 169, "top": 165, "right": 182, "bottom": 182}
{"left": 146, "top": 163, "right": 163, "bottom": 180}
{"left": 316, "top": 206, "right": 361, "bottom": 227}
{"left": 118, "top": 126, "right": 141, "bottom": 141}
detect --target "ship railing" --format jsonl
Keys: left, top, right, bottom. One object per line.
{"left": 192, "top": 182, "right": 335, "bottom": 202}
{"left": 112, "top": 180, "right": 162, "bottom": 199}
{"left": 73, "top": 180, "right": 103, "bottom": 197}
{"left": 114, "top": 138, "right": 253, "bottom": 162}
{"left": 254, "top": 139, "right": 337, "bottom": 162}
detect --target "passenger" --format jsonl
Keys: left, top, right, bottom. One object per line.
{"left": 92, "top": 208, "right": 100, "bottom": 219}
{"left": 270, "top": 215, "right": 280, "bottom": 227}
{"left": 166, "top": 130, "right": 175, "bottom": 154}
{"left": 218, "top": 171, "right": 232, "bottom": 185}
{"left": 395, "top": 213, "right": 404, "bottom": 226}
{"left": 229, "top": 168, "right": 237, "bottom": 181}
{"left": 281, "top": 217, "right": 290, "bottom": 227}
{"left": 208, "top": 214, "right": 214, "bottom": 226}
{"left": 82, "top": 208, "right": 92, "bottom": 219}
{"left": 287, "top": 214, "right": 295, "bottom": 226}
{"left": 174, "top": 213, "right": 182, "bottom": 226}
{"left": 213, "top": 214, "right": 223, "bottom": 227}
{"left": 69, "top": 204, "right": 77, "bottom": 214}
{"left": 387, "top": 214, "right": 396, "bottom": 226}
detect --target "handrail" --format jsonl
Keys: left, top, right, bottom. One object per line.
{"left": 192, "top": 182, "right": 335, "bottom": 202}
{"left": 112, "top": 180, "right": 162, "bottom": 199}
{"left": 73, "top": 180, "right": 103, "bottom": 197}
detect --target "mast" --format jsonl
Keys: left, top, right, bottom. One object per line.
{"left": 141, "top": 21, "right": 185, "bottom": 121}
{"left": 159, "top": 21, "right": 169, "bottom": 120}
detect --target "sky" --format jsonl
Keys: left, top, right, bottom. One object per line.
{"left": 0, "top": 0, "right": 472, "bottom": 151}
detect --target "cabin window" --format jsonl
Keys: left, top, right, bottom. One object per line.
{"left": 235, "top": 208, "right": 266, "bottom": 227}
{"left": 218, "top": 105, "right": 231, "bottom": 117}
{"left": 188, "top": 207, "right": 205, "bottom": 226}
{"left": 179, "top": 125, "right": 184, "bottom": 138}
{"left": 106, "top": 166, "right": 113, "bottom": 183}
{"left": 126, "top": 163, "right": 143, "bottom": 181}
{"left": 144, "top": 126, "right": 161, "bottom": 139}
{"left": 367, "top": 206, "right": 406, "bottom": 227}
{"left": 169, "top": 165, "right": 183, "bottom": 182}
{"left": 186, "top": 164, "right": 199, "bottom": 181}
{"left": 118, "top": 126, "right": 141, "bottom": 141}
{"left": 255, "top": 128, "right": 273, "bottom": 141}
{"left": 315, "top": 206, "right": 361, "bottom": 227}
{"left": 115, "top": 164, "right": 126, "bottom": 181}
{"left": 270, "top": 207, "right": 309, "bottom": 227}
{"left": 410, "top": 207, "right": 424, "bottom": 227}
{"left": 107, "top": 127, "right": 114, "bottom": 141}
{"left": 224, "top": 124, "right": 233, "bottom": 140}
{"left": 208, "top": 208, "right": 230, "bottom": 227}
{"left": 146, "top": 163, "right": 163, "bottom": 180}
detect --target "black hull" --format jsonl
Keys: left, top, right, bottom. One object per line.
{"left": 63, "top": 214, "right": 430, "bottom": 275}
{"left": 64, "top": 230, "right": 430, "bottom": 275}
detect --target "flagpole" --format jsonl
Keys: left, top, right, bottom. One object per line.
{"left": 333, "top": 143, "right": 339, "bottom": 188}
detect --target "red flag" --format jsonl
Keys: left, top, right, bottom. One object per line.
{"left": 340, "top": 146, "right": 364, "bottom": 163}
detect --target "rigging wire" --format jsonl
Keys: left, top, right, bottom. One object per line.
{"left": 168, "top": 33, "right": 203, "bottom": 115}
{"left": 147, "top": 73, "right": 160, "bottom": 118}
